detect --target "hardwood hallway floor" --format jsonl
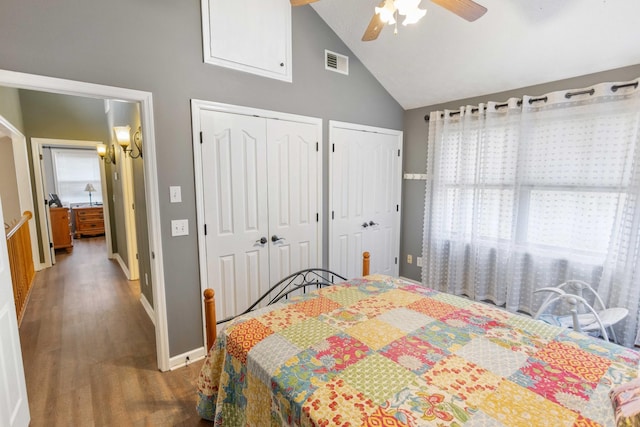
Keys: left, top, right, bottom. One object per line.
{"left": 19, "top": 237, "right": 210, "bottom": 426}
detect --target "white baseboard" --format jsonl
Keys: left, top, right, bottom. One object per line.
{"left": 114, "top": 253, "right": 131, "bottom": 279}
{"left": 399, "top": 276, "right": 421, "bottom": 285}
{"left": 140, "top": 293, "right": 155, "bottom": 325}
{"left": 169, "top": 347, "right": 206, "bottom": 371}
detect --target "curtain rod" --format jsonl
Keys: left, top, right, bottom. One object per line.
{"left": 423, "top": 81, "right": 638, "bottom": 122}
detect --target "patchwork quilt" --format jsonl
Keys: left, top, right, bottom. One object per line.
{"left": 196, "top": 275, "right": 640, "bottom": 426}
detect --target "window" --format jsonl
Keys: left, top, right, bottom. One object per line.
{"left": 51, "top": 148, "right": 102, "bottom": 206}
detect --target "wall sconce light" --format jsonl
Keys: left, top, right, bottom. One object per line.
{"left": 96, "top": 143, "right": 116, "bottom": 164}
{"left": 113, "top": 125, "right": 143, "bottom": 159}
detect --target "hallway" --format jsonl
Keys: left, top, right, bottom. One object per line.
{"left": 18, "top": 237, "right": 208, "bottom": 426}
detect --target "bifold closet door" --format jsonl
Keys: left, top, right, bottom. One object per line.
{"left": 199, "top": 109, "right": 321, "bottom": 320}
{"left": 266, "top": 120, "right": 318, "bottom": 284}
{"left": 200, "top": 110, "right": 270, "bottom": 321}
{"left": 330, "top": 124, "right": 402, "bottom": 279}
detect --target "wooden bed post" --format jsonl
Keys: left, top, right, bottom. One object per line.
{"left": 204, "top": 289, "right": 216, "bottom": 353}
{"left": 363, "top": 251, "right": 370, "bottom": 276}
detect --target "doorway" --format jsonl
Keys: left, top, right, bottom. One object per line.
{"left": 0, "top": 69, "right": 170, "bottom": 371}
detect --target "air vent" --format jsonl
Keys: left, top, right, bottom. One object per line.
{"left": 325, "top": 50, "right": 349, "bottom": 75}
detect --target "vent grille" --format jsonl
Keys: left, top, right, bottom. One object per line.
{"left": 325, "top": 50, "right": 348, "bottom": 75}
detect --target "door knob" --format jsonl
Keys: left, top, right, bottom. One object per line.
{"left": 362, "top": 222, "right": 369, "bottom": 228}
{"left": 255, "top": 237, "right": 267, "bottom": 244}
{"left": 271, "top": 235, "right": 285, "bottom": 243}
{"left": 369, "top": 221, "right": 378, "bottom": 226}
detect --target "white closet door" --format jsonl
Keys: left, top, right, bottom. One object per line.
{"left": 266, "top": 120, "right": 319, "bottom": 283}
{"left": 330, "top": 123, "right": 402, "bottom": 278}
{"left": 200, "top": 110, "right": 270, "bottom": 321}
{"left": 0, "top": 198, "right": 30, "bottom": 427}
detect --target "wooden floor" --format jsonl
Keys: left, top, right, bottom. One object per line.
{"left": 19, "top": 237, "right": 210, "bottom": 426}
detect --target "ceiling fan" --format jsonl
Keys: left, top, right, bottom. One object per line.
{"left": 291, "top": 0, "right": 487, "bottom": 41}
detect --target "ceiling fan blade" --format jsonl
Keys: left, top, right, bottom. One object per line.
{"left": 430, "top": 0, "right": 487, "bottom": 21}
{"left": 290, "top": 0, "right": 319, "bottom": 6}
{"left": 361, "top": 7, "right": 385, "bottom": 41}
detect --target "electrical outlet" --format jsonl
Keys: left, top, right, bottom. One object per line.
{"left": 171, "top": 219, "right": 189, "bottom": 236}
{"left": 416, "top": 256, "right": 423, "bottom": 267}
{"left": 407, "top": 254, "right": 413, "bottom": 264}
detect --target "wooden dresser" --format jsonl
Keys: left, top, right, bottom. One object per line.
{"left": 50, "top": 207, "right": 73, "bottom": 252}
{"left": 73, "top": 206, "right": 105, "bottom": 238}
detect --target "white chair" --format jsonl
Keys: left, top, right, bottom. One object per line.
{"left": 533, "top": 280, "right": 628, "bottom": 343}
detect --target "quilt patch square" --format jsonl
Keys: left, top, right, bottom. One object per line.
{"left": 346, "top": 318, "right": 406, "bottom": 351}
{"left": 412, "top": 320, "right": 472, "bottom": 353}
{"left": 508, "top": 357, "right": 595, "bottom": 411}
{"left": 259, "top": 305, "right": 310, "bottom": 332}
{"left": 456, "top": 337, "right": 528, "bottom": 378}
{"left": 320, "top": 307, "right": 368, "bottom": 330}
{"left": 324, "top": 287, "right": 372, "bottom": 307}
{"left": 245, "top": 371, "right": 272, "bottom": 425}
{"left": 376, "top": 288, "right": 425, "bottom": 307}
{"left": 380, "top": 333, "right": 448, "bottom": 374}
{"left": 381, "top": 377, "right": 478, "bottom": 426}
{"left": 507, "top": 315, "right": 561, "bottom": 340}
{"left": 377, "top": 307, "right": 435, "bottom": 333}
{"left": 340, "top": 353, "right": 418, "bottom": 404}
{"left": 280, "top": 318, "right": 339, "bottom": 349}
{"left": 247, "top": 334, "right": 303, "bottom": 385}
{"left": 431, "top": 292, "right": 474, "bottom": 308}
{"left": 423, "top": 355, "right": 503, "bottom": 407}
{"left": 535, "top": 340, "right": 612, "bottom": 383}
{"left": 484, "top": 326, "right": 548, "bottom": 357}
{"left": 313, "top": 334, "right": 371, "bottom": 374}
{"left": 291, "top": 296, "right": 342, "bottom": 317}
{"left": 407, "top": 297, "right": 460, "bottom": 319}
{"left": 350, "top": 295, "right": 399, "bottom": 318}
{"left": 480, "top": 380, "right": 578, "bottom": 427}
{"left": 226, "top": 318, "right": 274, "bottom": 364}
{"left": 303, "top": 378, "right": 377, "bottom": 427}
{"left": 440, "top": 309, "right": 505, "bottom": 335}
{"left": 272, "top": 348, "right": 331, "bottom": 415}
{"left": 467, "top": 302, "right": 514, "bottom": 323}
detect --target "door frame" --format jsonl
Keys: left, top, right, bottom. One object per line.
{"left": 191, "top": 99, "right": 323, "bottom": 347}
{"left": 0, "top": 117, "right": 40, "bottom": 271}
{"left": 0, "top": 69, "right": 171, "bottom": 372}
{"left": 328, "top": 120, "right": 403, "bottom": 277}
{"left": 30, "top": 138, "right": 113, "bottom": 267}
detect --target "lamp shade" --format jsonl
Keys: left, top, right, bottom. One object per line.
{"left": 84, "top": 183, "right": 97, "bottom": 192}
{"left": 114, "top": 126, "right": 131, "bottom": 148}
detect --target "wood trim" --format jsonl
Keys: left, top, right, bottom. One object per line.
{"left": 363, "top": 251, "right": 370, "bottom": 276}
{"left": 6, "top": 211, "right": 35, "bottom": 326}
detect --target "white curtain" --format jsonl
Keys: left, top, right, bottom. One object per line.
{"left": 422, "top": 79, "right": 640, "bottom": 347}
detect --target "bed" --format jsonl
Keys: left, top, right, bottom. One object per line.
{"left": 196, "top": 253, "right": 640, "bottom": 426}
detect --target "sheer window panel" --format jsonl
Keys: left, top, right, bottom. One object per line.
{"left": 52, "top": 148, "right": 103, "bottom": 206}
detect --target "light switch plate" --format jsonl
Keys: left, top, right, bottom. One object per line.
{"left": 171, "top": 219, "right": 189, "bottom": 236}
{"left": 170, "top": 186, "right": 182, "bottom": 203}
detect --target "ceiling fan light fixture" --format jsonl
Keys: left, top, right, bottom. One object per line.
{"left": 402, "top": 7, "right": 426, "bottom": 25}
{"left": 393, "top": 0, "right": 421, "bottom": 16}
{"left": 375, "top": 0, "right": 397, "bottom": 24}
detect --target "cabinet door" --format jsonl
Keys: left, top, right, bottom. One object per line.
{"left": 266, "top": 120, "right": 319, "bottom": 284}
{"left": 203, "top": 0, "right": 292, "bottom": 82}
{"left": 200, "top": 110, "right": 271, "bottom": 321}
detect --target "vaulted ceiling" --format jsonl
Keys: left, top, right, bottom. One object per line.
{"left": 311, "top": 0, "right": 640, "bottom": 109}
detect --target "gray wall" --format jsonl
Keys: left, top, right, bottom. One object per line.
{"left": 0, "top": 0, "right": 404, "bottom": 356}
{"left": 18, "top": 90, "right": 112, "bottom": 262}
{"left": 0, "top": 86, "right": 24, "bottom": 134}
{"left": 400, "top": 63, "right": 640, "bottom": 282}
{"left": 111, "top": 100, "right": 153, "bottom": 307}
{"left": 0, "top": 136, "right": 21, "bottom": 223}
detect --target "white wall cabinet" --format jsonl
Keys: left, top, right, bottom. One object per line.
{"left": 202, "top": 0, "right": 292, "bottom": 82}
